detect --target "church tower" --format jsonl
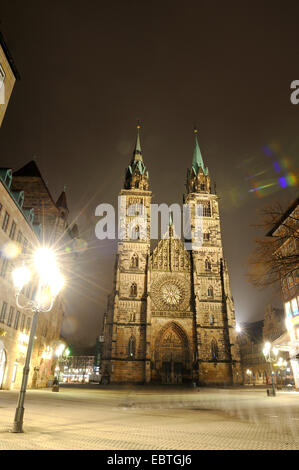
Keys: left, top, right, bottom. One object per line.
{"left": 102, "top": 126, "right": 152, "bottom": 382}
{"left": 184, "top": 130, "right": 242, "bottom": 385}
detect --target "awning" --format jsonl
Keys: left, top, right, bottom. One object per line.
{"left": 272, "top": 331, "right": 291, "bottom": 350}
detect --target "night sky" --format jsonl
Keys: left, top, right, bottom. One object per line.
{"left": 0, "top": 0, "right": 298, "bottom": 347}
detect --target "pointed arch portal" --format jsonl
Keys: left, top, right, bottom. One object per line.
{"left": 155, "top": 322, "right": 190, "bottom": 384}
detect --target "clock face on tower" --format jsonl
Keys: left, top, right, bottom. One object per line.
{"left": 161, "top": 283, "right": 182, "bottom": 306}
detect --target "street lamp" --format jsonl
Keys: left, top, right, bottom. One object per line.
{"left": 11, "top": 247, "right": 64, "bottom": 433}
{"left": 263, "top": 341, "right": 278, "bottom": 397}
{"left": 54, "top": 343, "right": 70, "bottom": 383}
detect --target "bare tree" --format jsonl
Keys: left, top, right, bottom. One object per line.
{"left": 249, "top": 200, "right": 299, "bottom": 288}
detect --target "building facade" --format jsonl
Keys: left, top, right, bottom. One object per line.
{"left": 0, "top": 161, "right": 74, "bottom": 390}
{"left": 238, "top": 305, "right": 292, "bottom": 386}
{"left": 267, "top": 198, "right": 299, "bottom": 388}
{"left": 102, "top": 129, "right": 242, "bottom": 385}
{"left": 0, "top": 31, "right": 20, "bottom": 127}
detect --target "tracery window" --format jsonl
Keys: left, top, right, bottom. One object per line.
{"left": 128, "top": 335, "right": 136, "bottom": 358}
{"left": 211, "top": 339, "right": 218, "bottom": 361}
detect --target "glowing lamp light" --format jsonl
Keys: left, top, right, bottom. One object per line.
{"left": 272, "top": 347, "right": 279, "bottom": 357}
{"left": 34, "top": 248, "right": 57, "bottom": 282}
{"left": 235, "top": 324, "right": 241, "bottom": 333}
{"left": 12, "top": 266, "right": 31, "bottom": 292}
{"left": 65, "top": 348, "right": 70, "bottom": 357}
{"left": 263, "top": 342, "right": 271, "bottom": 356}
{"left": 49, "top": 271, "right": 65, "bottom": 298}
{"left": 55, "top": 344, "right": 66, "bottom": 357}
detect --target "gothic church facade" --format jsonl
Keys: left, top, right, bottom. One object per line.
{"left": 102, "top": 129, "right": 242, "bottom": 385}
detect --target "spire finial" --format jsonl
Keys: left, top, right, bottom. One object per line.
{"left": 133, "top": 121, "right": 142, "bottom": 161}
{"left": 192, "top": 127, "right": 208, "bottom": 176}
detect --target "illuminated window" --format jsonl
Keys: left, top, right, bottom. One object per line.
{"left": 285, "top": 302, "right": 292, "bottom": 317}
{"left": 291, "top": 298, "right": 298, "bottom": 316}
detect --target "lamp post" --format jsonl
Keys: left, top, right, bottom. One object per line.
{"left": 11, "top": 247, "right": 64, "bottom": 433}
{"left": 263, "top": 342, "right": 278, "bottom": 397}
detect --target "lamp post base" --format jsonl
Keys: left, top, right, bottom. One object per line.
{"left": 12, "top": 407, "right": 25, "bottom": 433}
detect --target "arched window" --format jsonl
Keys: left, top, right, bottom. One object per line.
{"left": 205, "top": 259, "right": 211, "bottom": 271}
{"left": 130, "top": 282, "right": 137, "bottom": 297}
{"left": 128, "top": 335, "right": 136, "bottom": 359}
{"left": 135, "top": 181, "right": 139, "bottom": 189}
{"left": 211, "top": 339, "right": 218, "bottom": 361}
{"left": 207, "top": 286, "right": 213, "bottom": 297}
{"left": 209, "top": 314, "right": 214, "bottom": 325}
{"left": 131, "top": 254, "right": 139, "bottom": 268}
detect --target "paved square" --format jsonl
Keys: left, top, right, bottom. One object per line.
{"left": 1, "top": 385, "right": 299, "bottom": 450}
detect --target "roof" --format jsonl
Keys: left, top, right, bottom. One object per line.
{"left": 0, "top": 31, "right": 20, "bottom": 80}
{"left": 56, "top": 190, "right": 68, "bottom": 211}
{"left": 267, "top": 197, "right": 299, "bottom": 236}
{"left": 192, "top": 132, "right": 208, "bottom": 176}
{"left": 13, "top": 160, "right": 42, "bottom": 177}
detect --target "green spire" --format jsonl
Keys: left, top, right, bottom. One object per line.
{"left": 133, "top": 124, "right": 143, "bottom": 161}
{"left": 169, "top": 211, "right": 173, "bottom": 226}
{"left": 192, "top": 129, "right": 208, "bottom": 176}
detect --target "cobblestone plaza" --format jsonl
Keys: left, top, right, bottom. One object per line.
{"left": 1, "top": 385, "right": 299, "bottom": 450}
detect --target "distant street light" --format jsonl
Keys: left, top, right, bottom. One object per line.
{"left": 54, "top": 343, "right": 71, "bottom": 383}
{"left": 11, "top": 247, "right": 64, "bottom": 433}
{"left": 263, "top": 341, "right": 278, "bottom": 397}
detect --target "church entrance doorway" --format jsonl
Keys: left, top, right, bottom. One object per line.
{"left": 157, "top": 322, "right": 189, "bottom": 384}
{"left": 162, "top": 361, "right": 183, "bottom": 384}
